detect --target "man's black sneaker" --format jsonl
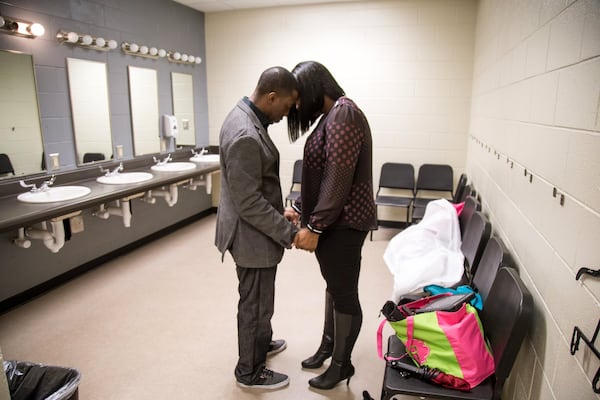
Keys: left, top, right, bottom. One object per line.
{"left": 267, "top": 339, "right": 287, "bottom": 356}
{"left": 237, "top": 368, "right": 289, "bottom": 390}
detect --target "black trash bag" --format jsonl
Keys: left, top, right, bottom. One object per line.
{"left": 4, "top": 360, "right": 80, "bottom": 400}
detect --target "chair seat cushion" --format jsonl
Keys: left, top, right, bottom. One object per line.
{"left": 376, "top": 195, "right": 412, "bottom": 207}
{"left": 286, "top": 191, "right": 300, "bottom": 201}
{"left": 413, "top": 197, "right": 436, "bottom": 208}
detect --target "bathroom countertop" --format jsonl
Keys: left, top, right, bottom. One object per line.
{"left": 0, "top": 162, "right": 220, "bottom": 234}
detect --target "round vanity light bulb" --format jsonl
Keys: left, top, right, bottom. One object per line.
{"left": 81, "top": 34, "right": 93, "bottom": 45}
{"left": 95, "top": 37, "right": 106, "bottom": 47}
{"left": 0, "top": 16, "right": 5, "bottom": 28}
{"left": 158, "top": 48, "right": 166, "bottom": 58}
{"left": 67, "top": 31, "right": 79, "bottom": 43}
{"left": 181, "top": 54, "right": 188, "bottom": 62}
{"left": 173, "top": 52, "right": 181, "bottom": 60}
{"left": 107, "top": 39, "right": 117, "bottom": 49}
{"left": 149, "top": 47, "right": 158, "bottom": 56}
{"left": 140, "top": 45, "right": 149, "bottom": 55}
{"left": 29, "top": 23, "right": 45, "bottom": 37}
{"left": 188, "top": 56, "right": 195, "bottom": 63}
{"left": 195, "top": 57, "right": 202, "bottom": 64}
{"left": 129, "top": 43, "right": 139, "bottom": 53}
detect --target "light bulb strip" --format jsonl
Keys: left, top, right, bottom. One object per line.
{"left": 121, "top": 42, "right": 162, "bottom": 60}
{"left": 56, "top": 28, "right": 202, "bottom": 66}
{"left": 56, "top": 30, "right": 117, "bottom": 52}
{"left": 0, "top": 15, "right": 45, "bottom": 39}
{"left": 167, "top": 51, "right": 202, "bottom": 66}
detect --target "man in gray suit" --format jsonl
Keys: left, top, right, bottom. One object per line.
{"left": 215, "top": 66, "right": 300, "bottom": 390}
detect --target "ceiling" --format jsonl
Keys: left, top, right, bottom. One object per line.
{"left": 172, "top": 0, "right": 361, "bottom": 13}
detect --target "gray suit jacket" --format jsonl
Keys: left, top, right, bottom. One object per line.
{"left": 215, "top": 99, "right": 298, "bottom": 268}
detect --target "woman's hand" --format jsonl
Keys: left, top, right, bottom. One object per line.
{"left": 294, "top": 228, "right": 319, "bottom": 252}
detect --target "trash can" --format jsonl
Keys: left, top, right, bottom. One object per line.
{"left": 3, "top": 360, "right": 80, "bottom": 400}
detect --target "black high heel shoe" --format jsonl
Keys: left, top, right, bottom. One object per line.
{"left": 308, "top": 360, "right": 355, "bottom": 390}
{"left": 301, "top": 334, "right": 333, "bottom": 369}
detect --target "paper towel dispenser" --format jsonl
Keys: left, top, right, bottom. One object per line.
{"left": 161, "top": 115, "right": 178, "bottom": 138}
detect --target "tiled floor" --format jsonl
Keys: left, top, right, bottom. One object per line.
{"left": 0, "top": 215, "right": 412, "bottom": 399}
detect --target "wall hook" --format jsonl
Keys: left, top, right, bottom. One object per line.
{"left": 570, "top": 319, "right": 600, "bottom": 393}
{"left": 553, "top": 188, "right": 565, "bottom": 206}
{"left": 576, "top": 267, "right": 600, "bottom": 281}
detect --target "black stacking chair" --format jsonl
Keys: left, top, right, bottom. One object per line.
{"left": 285, "top": 159, "right": 302, "bottom": 207}
{"left": 459, "top": 196, "right": 481, "bottom": 238}
{"left": 460, "top": 211, "right": 491, "bottom": 283}
{"left": 83, "top": 153, "right": 106, "bottom": 163}
{"left": 371, "top": 163, "right": 415, "bottom": 240}
{"left": 452, "top": 173, "right": 468, "bottom": 203}
{"left": 0, "top": 153, "right": 15, "bottom": 175}
{"left": 412, "top": 164, "right": 454, "bottom": 222}
{"left": 396, "top": 209, "right": 490, "bottom": 305}
{"left": 459, "top": 184, "right": 472, "bottom": 203}
{"left": 471, "top": 237, "right": 507, "bottom": 302}
{"left": 381, "top": 266, "right": 533, "bottom": 400}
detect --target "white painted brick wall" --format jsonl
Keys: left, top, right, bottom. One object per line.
{"left": 469, "top": 0, "right": 600, "bottom": 399}
{"left": 205, "top": 0, "right": 477, "bottom": 224}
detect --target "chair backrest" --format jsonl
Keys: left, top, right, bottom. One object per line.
{"left": 0, "top": 153, "right": 15, "bottom": 175}
{"left": 83, "top": 153, "right": 106, "bottom": 163}
{"left": 460, "top": 211, "right": 491, "bottom": 278}
{"left": 471, "top": 236, "right": 506, "bottom": 301}
{"left": 457, "top": 184, "right": 472, "bottom": 203}
{"left": 378, "top": 162, "right": 414, "bottom": 191}
{"left": 458, "top": 196, "right": 480, "bottom": 236}
{"left": 481, "top": 267, "right": 533, "bottom": 398}
{"left": 452, "top": 173, "right": 467, "bottom": 202}
{"left": 415, "top": 164, "right": 453, "bottom": 192}
{"left": 291, "top": 159, "right": 303, "bottom": 184}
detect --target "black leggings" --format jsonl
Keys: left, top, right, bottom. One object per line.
{"left": 315, "top": 229, "right": 368, "bottom": 315}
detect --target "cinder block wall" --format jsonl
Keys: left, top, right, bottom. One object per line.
{"left": 205, "top": 0, "right": 478, "bottom": 222}
{"left": 468, "top": 0, "right": 600, "bottom": 399}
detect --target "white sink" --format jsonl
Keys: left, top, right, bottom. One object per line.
{"left": 151, "top": 162, "right": 197, "bottom": 172}
{"left": 190, "top": 154, "right": 220, "bottom": 163}
{"left": 17, "top": 186, "right": 91, "bottom": 204}
{"left": 97, "top": 172, "right": 154, "bottom": 185}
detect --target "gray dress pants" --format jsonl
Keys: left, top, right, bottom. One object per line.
{"left": 234, "top": 265, "right": 277, "bottom": 384}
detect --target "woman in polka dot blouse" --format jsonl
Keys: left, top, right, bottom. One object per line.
{"left": 287, "top": 61, "right": 377, "bottom": 390}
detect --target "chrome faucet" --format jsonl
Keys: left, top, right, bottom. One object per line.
{"left": 99, "top": 162, "right": 123, "bottom": 176}
{"left": 19, "top": 175, "right": 56, "bottom": 192}
{"left": 191, "top": 148, "right": 208, "bottom": 157}
{"left": 153, "top": 154, "right": 172, "bottom": 165}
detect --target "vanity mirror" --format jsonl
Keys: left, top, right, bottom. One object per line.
{"left": 128, "top": 66, "right": 160, "bottom": 156}
{"left": 67, "top": 58, "right": 113, "bottom": 165}
{"left": 171, "top": 72, "right": 195, "bottom": 146}
{"left": 0, "top": 50, "right": 45, "bottom": 179}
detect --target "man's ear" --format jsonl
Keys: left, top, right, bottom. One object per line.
{"left": 266, "top": 91, "right": 278, "bottom": 104}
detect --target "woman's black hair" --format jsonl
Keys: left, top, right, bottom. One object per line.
{"left": 287, "top": 61, "right": 345, "bottom": 142}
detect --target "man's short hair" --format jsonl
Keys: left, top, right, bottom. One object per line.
{"left": 255, "top": 66, "right": 297, "bottom": 97}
